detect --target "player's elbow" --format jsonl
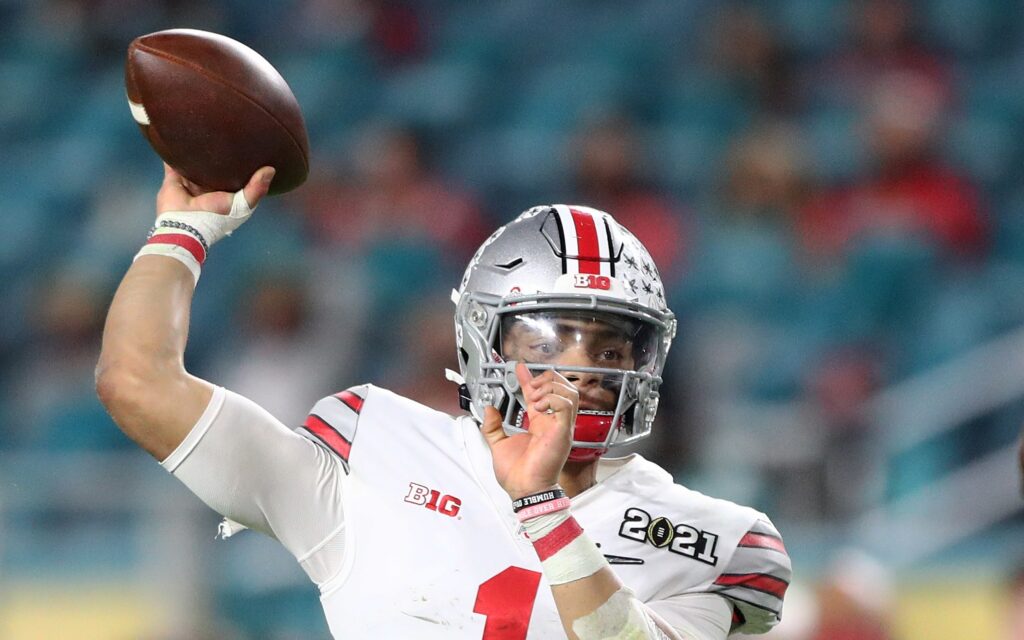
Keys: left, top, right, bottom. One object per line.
{"left": 96, "top": 359, "right": 146, "bottom": 423}
{"left": 95, "top": 356, "right": 172, "bottom": 437}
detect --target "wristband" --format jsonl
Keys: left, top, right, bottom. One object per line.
{"left": 135, "top": 223, "right": 207, "bottom": 284}
{"left": 512, "top": 487, "right": 567, "bottom": 513}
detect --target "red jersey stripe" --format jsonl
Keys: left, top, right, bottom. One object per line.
{"left": 335, "top": 390, "right": 364, "bottom": 414}
{"left": 304, "top": 414, "right": 353, "bottom": 460}
{"left": 738, "top": 532, "right": 788, "bottom": 554}
{"left": 714, "top": 573, "right": 788, "bottom": 600}
{"left": 531, "top": 516, "right": 584, "bottom": 561}
{"left": 147, "top": 233, "right": 206, "bottom": 264}
{"left": 569, "top": 208, "right": 601, "bottom": 274}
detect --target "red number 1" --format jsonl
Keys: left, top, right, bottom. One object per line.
{"left": 474, "top": 566, "right": 542, "bottom": 640}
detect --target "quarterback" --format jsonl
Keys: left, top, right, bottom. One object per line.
{"left": 97, "top": 165, "right": 791, "bottom": 639}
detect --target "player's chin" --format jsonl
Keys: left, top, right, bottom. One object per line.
{"left": 578, "top": 393, "right": 617, "bottom": 413}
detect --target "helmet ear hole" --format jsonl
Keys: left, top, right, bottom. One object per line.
{"left": 459, "top": 348, "right": 469, "bottom": 367}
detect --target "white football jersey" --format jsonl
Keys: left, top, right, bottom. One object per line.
{"left": 165, "top": 384, "right": 790, "bottom": 639}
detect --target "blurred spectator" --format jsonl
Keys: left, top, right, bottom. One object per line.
{"left": 3, "top": 270, "right": 122, "bottom": 449}
{"left": 572, "top": 115, "right": 690, "bottom": 286}
{"left": 678, "top": 123, "right": 810, "bottom": 379}
{"left": 800, "top": 73, "right": 986, "bottom": 264}
{"left": 301, "top": 124, "right": 486, "bottom": 263}
{"left": 1007, "top": 560, "right": 1024, "bottom": 639}
{"left": 705, "top": 4, "right": 801, "bottom": 116}
{"left": 817, "top": 0, "right": 953, "bottom": 106}
{"left": 295, "top": 0, "right": 425, "bottom": 64}
{"left": 809, "top": 549, "right": 894, "bottom": 640}
{"left": 390, "top": 299, "right": 463, "bottom": 416}
{"left": 207, "top": 270, "right": 359, "bottom": 425}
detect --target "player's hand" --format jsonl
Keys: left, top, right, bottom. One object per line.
{"left": 480, "top": 363, "right": 578, "bottom": 500}
{"left": 156, "top": 163, "right": 275, "bottom": 217}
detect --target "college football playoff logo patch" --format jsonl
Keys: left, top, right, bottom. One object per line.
{"left": 618, "top": 507, "right": 720, "bottom": 566}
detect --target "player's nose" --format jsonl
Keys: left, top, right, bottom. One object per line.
{"left": 555, "top": 346, "right": 602, "bottom": 388}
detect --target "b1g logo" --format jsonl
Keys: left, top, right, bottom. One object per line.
{"left": 404, "top": 482, "right": 462, "bottom": 517}
{"left": 572, "top": 273, "right": 611, "bottom": 290}
{"left": 618, "top": 507, "right": 719, "bottom": 566}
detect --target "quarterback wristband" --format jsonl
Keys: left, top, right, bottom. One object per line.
{"left": 135, "top": 224, "right": 208, "bottom": 284}
{"left": 513, "top": 487, "right": 567, "bottom": 513}
{"left": 523, "top": 510, "right": 607, "bottom": 585}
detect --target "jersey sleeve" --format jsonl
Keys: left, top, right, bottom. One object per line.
{"left": 294, "top": 386, "right": 368, "bottom": 473}
{"left": 708, "top": 517, "right": 792, "bottom": 634}
{"left": 646, "top": 592, "right": 732, "bottom": 639}
{"left": 162, "top": 386, "right": 349, "bottom": 584}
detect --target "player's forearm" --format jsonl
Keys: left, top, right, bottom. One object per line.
{"left": 518, "top": 494, "right": 681, "bottom": 640}
{"left": 549, "top": 557, "right": 681, "bottom": 640}
{"left": 96, "top": 254, "right": 213, "bottom": 458}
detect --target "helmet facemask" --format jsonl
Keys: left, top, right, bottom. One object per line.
{"left": 457, "top": 291, "right": 673, "bottom": 461}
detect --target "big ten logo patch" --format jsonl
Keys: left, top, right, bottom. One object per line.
{"left": 618, "top": 508, "right": 719, "bottom": 566}
{"left": 404, "top": 482, "right": 462, "bottom": 517}
{"left": 572, "top": 273, "right": 611, "bottom": 290}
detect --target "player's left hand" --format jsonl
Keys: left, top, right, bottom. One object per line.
{"left": 481, "top": 362, "right": 578, "bottom": 500}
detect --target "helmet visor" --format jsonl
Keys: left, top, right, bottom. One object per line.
{"left": 499, "top": 310, "right": 656, "bottom": 409}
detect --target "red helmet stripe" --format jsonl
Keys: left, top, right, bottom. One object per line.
{"left": 569, "top": 208, "right": 601, "bottom": 274}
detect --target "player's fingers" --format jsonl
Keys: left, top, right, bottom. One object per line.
{"left": 533, "top": 387, "right": 579, "bottom": 414}
{"left": 532, "top": 394, "right": 577, "bottom": 431}
{"left": 514, "top": 361, "right": 536, "bottom": 391}
{"left": 162, "top": 162, "right": 178, "bottom": 184}
{"left": 525, "top": 380, "right": 576, "bottom": 405}
{"left": 480, "top": 405, "right": 507, "bottom": 448}
{"left": 156, "top": 163, "right": 191, "bottom": 214}
{"left": 241, "top": 166, "right": 276, "bottom": 210}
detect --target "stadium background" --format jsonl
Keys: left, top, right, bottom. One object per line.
{"left": 2, "top": 0, "right": 1024, "bottom": 637}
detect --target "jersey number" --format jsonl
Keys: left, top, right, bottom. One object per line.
{"left": 473, "top": 566, "right": 542, "bottom": 639}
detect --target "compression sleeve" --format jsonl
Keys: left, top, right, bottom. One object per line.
{"left": 162, "top": 386, "right": 347, "bottom": 585}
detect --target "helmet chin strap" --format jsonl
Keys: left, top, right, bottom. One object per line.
{"left": 515, "top": 408, "right": 620, "bottom": 462}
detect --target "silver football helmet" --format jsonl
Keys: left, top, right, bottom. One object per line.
{"left": 453, "top": 204, "right": 676, "bottom": 461}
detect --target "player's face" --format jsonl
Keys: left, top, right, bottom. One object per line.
{"left": 500, "top": 311, "right": 651, "bottom": 412}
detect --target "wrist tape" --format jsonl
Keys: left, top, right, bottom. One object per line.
{"left": 134, "top": 189, "right": 256, "bottom": 285}
{"left": 523, "top": 506, "right": 607, "bottom": 585}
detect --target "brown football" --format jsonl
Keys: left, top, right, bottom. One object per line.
{"left": 125, "top": 29, "right": 309, "bottom": 195}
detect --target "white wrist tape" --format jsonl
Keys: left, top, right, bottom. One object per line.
{"left": 134, "top": 189, "right": 256, "bottom": 285}
{"left": 571, "top": 587, "right": 670, "bottom": 640}
{"left": 525, "top": 509, "right": 607, "bottom": 586}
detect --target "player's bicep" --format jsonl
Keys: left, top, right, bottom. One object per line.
{"left": 162, "top": 386, "right": 345, "bottom": 558}
{"left": 646, "top": 593, "right": 733, "bottom": 640}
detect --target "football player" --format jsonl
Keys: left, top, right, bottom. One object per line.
{"left": 97, "top": 165, "right": 791, "bottom": 639}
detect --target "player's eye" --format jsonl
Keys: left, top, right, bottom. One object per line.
{"left": 596, "top": 349, "right": 623, "bottom": 362}
{"left": 530, "top": 342, "right": 556, "bottom": 355}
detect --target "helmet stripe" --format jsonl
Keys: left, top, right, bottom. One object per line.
{"left": 551, "top": 206, "right": 568, "bottom": 273}
{"left": 554, "top": 205, "right": 580, "bottom": 272}
{"left": 569, "top": 207, "right": 601, "bottom": 274}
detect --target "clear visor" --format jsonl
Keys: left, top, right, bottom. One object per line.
{"left": 499, "top": 310, "right": 656, "bottom": 413}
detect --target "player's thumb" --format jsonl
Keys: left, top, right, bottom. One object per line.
{"left": 241, "top": 166, "right": 276, "bottom": 210}
{"left": 480, "top": 405, "right": 507, "bottom": 448}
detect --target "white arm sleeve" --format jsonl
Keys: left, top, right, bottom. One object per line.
{"left": 647, "top": 593, "right": 734, "bottom": 640}
{"left": 161, "top": 386, "right": 347, "bottom": 584}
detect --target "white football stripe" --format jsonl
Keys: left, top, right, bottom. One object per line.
{"left": 127, "top": 97, "right": 150, "bottom": 125}
{"left": 554, "top": 204, "right": 579, "bottom": 273}
{"left": 593, "top": 212, "right": 612, "bottom": 277}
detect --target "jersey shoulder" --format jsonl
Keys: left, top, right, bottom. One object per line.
{"left": 296, "top": 384, "right": 461, "bottom": 472}
{"left": 612, "top": 456, "right": 792, "bottom": 635}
